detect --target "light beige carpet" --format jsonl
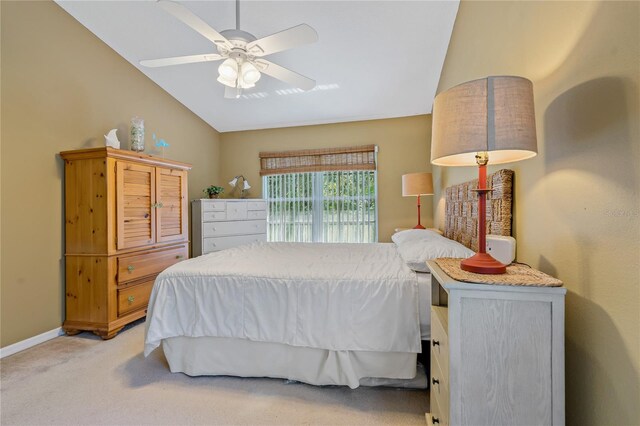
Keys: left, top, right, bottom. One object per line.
{"left": 1, "top": 321, "right": 429, "bottom": 425}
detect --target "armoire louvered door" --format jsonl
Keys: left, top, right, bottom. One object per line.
{"left": 156, "top": 167, "right": 188, "bottom": 243}
{"left": 116, "top": 161, "right": 156, "bottom": 250}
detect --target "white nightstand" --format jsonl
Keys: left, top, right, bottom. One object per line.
{"left": 426, "top": 260, "right": 566, "bottom": 425}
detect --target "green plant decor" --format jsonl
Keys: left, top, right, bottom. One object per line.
{"left": 203, "top": 185, "right": 224, "bottom": 198}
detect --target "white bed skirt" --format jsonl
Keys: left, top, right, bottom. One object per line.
{"left": 162, "top": 336, "right": 425, "bottom": 389}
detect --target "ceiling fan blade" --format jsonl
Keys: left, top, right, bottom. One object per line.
{"left": 255, "top": 59, "right": 316, "bottom": 91}
{"left": 246, "top": 24, "right": 318, "bottom": 57}
{"left": 140, "top": 53, "right": 223, "bottom": 68}
{"left": 158, "top": 0, "right": 233, "bottom": 51}
{"left": 225, "top": 86, "right": 242, "bottom": 99}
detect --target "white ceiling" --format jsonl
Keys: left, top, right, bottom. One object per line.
{"left": 56, "top": 1, "right": 459, "bottom": 132}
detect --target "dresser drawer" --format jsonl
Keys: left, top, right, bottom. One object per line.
{"left": 430, "top": 345, "right": 450, "bottom": 426}
{"left": 117, "top": 244, "right": 188, "bottom": 284}
{"left": 203, "top": 233, "right": 267, "bottom": 253}
{"left": 203, "top": 211, "right": 226, "bottom": 222}
{"left": 428, "top": 388, "right": 447, "bottom": 426}
{"left": 431, "top": 306, "right": 449, "bottom": 377}
{"left": 203, "top": 220, "right": 266, "bottom": 238}
{"left": 247, "top": 200, "right": 266, "bottom": 210}
{"left": 117, "top": 279, "right": 154, "bottom": 316}
{"left": 247, "top": 210, "right": 267, "bottom": 220}
{"left": 201, "top": 200, "right": 226, "bottom": 211}
{"left": 226, "top": 202, "right": 248, "bottom": 220}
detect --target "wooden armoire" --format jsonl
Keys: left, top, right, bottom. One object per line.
{"left": 60, "top": 147, "right": 191, "bottom": 339}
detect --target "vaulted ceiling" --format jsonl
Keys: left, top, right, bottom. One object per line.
{"left": 56, "top": 1, "right": 459, "bottom": 132}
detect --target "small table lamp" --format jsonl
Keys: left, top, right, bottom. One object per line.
{"left": 229, "top": 175, "right": 251, "bottom": 198}
{"left": 402, "top": 172, "right": 434, "bottom": 229}
{"left": 431, "top": 76, "right": 538, "bottom": 274}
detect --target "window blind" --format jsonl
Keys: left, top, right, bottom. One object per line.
{"left": 259, "top": 145, "right": 377, "bottom": 176}
{"left": 263, "top": 170, "right": 377, "bottom": 243}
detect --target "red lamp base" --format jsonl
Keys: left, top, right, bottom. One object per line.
{"left": 413, "top": 224, "right": 426, "bottom": 229}
{"left": 461, "top": 252, "right": 507, "bottom": 274}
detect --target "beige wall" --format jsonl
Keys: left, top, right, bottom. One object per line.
{"left": 219, "top": 116, "right": 432, "bottom": 242}
{"left": 0, "top": 1, "right": 221, "bottom": 347}
{"left": 434, "top": 1, "right": 639, "bottom": 424}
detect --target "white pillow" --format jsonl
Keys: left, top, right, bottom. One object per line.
{"left": 391, "top": 229, "right": 443, "bottom": 245}
{"left": 397, "top": 237, "right": 475, "bottom": 272}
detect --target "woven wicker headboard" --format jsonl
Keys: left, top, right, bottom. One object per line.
{"left": 444, "top": 169, "right": 514, "bottom": 251}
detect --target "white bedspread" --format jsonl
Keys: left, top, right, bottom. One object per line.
{"left": 144, "top": 242, "right": 421, "bottom": 356}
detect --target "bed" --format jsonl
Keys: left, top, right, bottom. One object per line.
{"left": 144, "top": 170, "right": 514, "bottom": 389}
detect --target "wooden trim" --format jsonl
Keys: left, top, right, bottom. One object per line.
{"left": 63, "top": 309, "right": 146, "bottom": 334}
{"left": 107, "top": 158, "right": 118, "bottom": 254}
{"left": 60, "top": 147, "right": 192, "bottom": 170}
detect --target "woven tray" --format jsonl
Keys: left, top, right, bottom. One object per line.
{"left": 435, "top": 258, "right": 563, "bottom": 287}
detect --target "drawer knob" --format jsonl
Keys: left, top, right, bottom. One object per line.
{"left": 127, "top": 265, "right": 135, "bottom": 273}
{"left": 432, "top": 417, "right": 440, "bottom": 424}
{"left": 432, "top": 377, "right": 439, "bottom": 386}
{"left": 127, "top": 295, "right": 135, "bottom": 304}
{"left": 176, "top": 255, "right": 184, "bottom": 259}
{"left": 432, "top": 340, "right": 440, "bottom": 347}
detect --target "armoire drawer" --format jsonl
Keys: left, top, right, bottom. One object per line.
{"left": 203, "top": 220, "right": 266, "bottom": 238}
{"left": 117, "top": 279, "right": 154, "bottom": 316}
{"left": 117, "top": 244, "right": 187, "bottom": 283}
{"left": 431, "top": 306, "right": 449, "bottom": 377}
{"left": 203, "top": 234, "right": 267, "bottom": 253}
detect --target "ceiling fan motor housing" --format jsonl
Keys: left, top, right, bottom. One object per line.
{"left": 220, "top": 29, "right": 256, "bottom": 45}
{"left": 218, "top": 29, "right": 260, "bottom": 63}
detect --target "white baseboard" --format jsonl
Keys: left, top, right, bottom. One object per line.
{"left": 0, "top": 327, "right": 65, "bottom": 359}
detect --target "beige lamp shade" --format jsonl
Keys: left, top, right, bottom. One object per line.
{"left": 431, "top": 76, "right": 538, "bottom": 166}
{"left": 402, "top": 172, "right": 434, "bottom": 196}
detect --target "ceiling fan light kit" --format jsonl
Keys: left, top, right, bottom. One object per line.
{"left": 141, "top": 0, "right": 318, "bottom": 99}
{"left": 218, "top": 58, "right": 238, "bottom": 80}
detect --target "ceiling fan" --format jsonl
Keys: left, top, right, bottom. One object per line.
{"left": 140, "top": 0, "right": 319, "bottom": 99}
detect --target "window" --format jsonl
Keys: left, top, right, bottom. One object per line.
{"left": 263, "top": 170, "right": 377, "bottom": 243}
{"left": 259, "top": 144, "right": 378, "bottom": 243}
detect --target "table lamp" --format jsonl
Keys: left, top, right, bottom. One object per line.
{"left": 402, "top": 172, "right": 434, "bottom": 229}
{"left": 229, "top": 175, "right": 251, "bottom": 198}
{"left": 431, "top": 76, "right": 537, "bottom": 274}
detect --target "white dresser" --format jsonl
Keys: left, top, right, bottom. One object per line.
{"left": 426, "top": 260, "right": 566, "bottom": 426}
{"left": 192, "top": 199, "right": 267, "bottom": 256}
